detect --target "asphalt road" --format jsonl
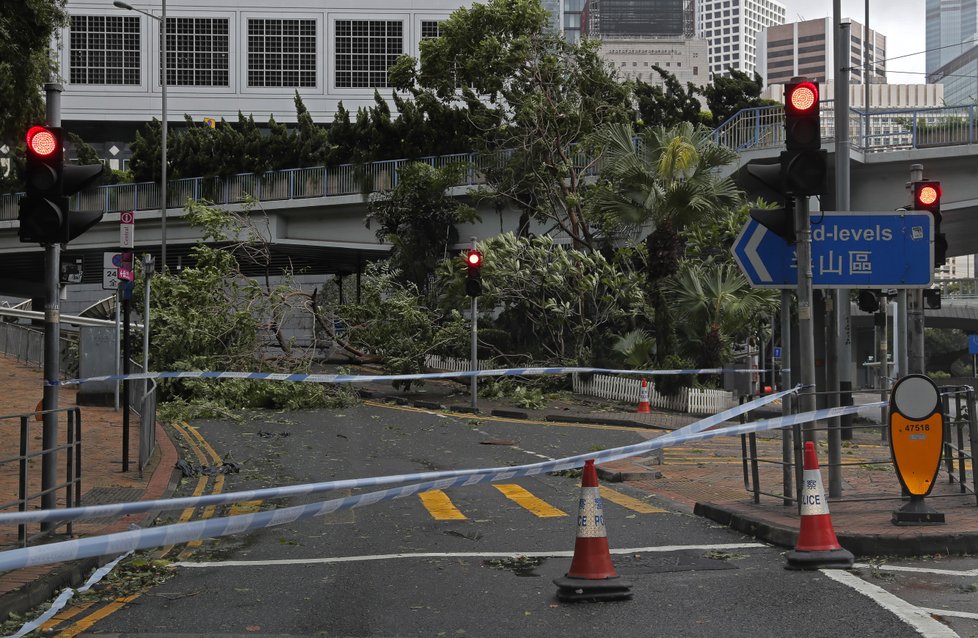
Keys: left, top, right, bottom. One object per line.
{"left": 60, "top": 402, "right": 973, "bottom": 637}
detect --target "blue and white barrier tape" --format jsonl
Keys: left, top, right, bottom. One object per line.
{"left": 48, "top": 366, "right": 772, "bottom": 387}
{"left": 0, "top": 398, "right": 882, "bottom": 572}
{"left": 0, "top": 386, "right": 798, "bottom": 526}
{"left": 4, "top": 550, "right": 132, "bottom": 638}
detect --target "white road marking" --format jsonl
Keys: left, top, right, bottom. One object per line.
{"left": 853, "top": 562, "right": 978, "bottom": 577}
{"left": 919, "top": 608, "right": 978, "bottom": 621}
{"left": 820, "top": 569, "right": 959, "bottom": 637}
{"left": 172, "top": 542, "right": 767, "bottom": 568}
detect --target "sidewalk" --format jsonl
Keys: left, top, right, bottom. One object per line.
{"left": 0, "top": 354, "right": 178, "bottom": 619}
{"left": 1, "top": 356, "right": 976, "bottom": 622}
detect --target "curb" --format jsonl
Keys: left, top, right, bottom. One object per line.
{"left": 544, "top": 414, "right": 668, "bottom": 429}
{"left": 596, "top": 466, "right": 663, "bottom": 483}
{"left": 692, "top": 502, "right": 978, "bottom": 557}
{"left": 490, "top": 409, "right": 531, "bottom": 419}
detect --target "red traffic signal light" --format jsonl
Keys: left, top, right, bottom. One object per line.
{"left": 27, "top": 126, "right": 60, "bottom": 157}
{"left": 465, "top": 249, "right": 483, "bottom": 297}
{"left": 912, "top": 180, "right": 946, "bottom": 266}
{"left": 785, "top": 81, "right": 818, "bottom": 116}
{"left": 914, "top": 182, "right": 941, "bottom": 210}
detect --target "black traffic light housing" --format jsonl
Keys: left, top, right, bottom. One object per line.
{"left": 782, "top": 80, "right": 827, "bottom": 196}
{"left": 911, "top": 180, "right": 946, "bottom": 266}
{"left": 746, "top": 162, "right": 795, "bottom": 243}
{"left": 857, "top": 289, "right": 880, "bottom": 313}
{"left": 465, "top": 249, "right": 483, "bottom": 297}
{"left": 923, "top": 288, "right": 941, "bottom": 309}
{"left": 19, "top": 125, "right": 105, "bottom": 245}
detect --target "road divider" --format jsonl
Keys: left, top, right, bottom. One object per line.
{"left": 0, "top": 392, "right": 885, "bottom": 573}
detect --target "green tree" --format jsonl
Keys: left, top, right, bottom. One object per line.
{"left": 666, "top": 262, "right": 778, "bottom": 369}
{"left": 365, "top": 161, "right": 478, "bottom": 294}
{"left": 702, "top": 69, "right": 767, "bottom": 126}
{"left": 589, "top": 121, "right": 743, "bottom": 360}
{"left": 391, "top": 0, "right": 632, "bottom": 250}
{"left": 0, "top": 0, "right": 66, "bottom": 144}
{"left": 634, "top": 67, "right": 707, "bottom": 129}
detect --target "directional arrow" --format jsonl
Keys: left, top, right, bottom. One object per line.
{"left": 732, "top": 211, "right": 935, "bottom": 289}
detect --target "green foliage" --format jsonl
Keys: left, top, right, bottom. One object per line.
{"left": 702, "top": 69, "right": 767, "bottom": 126}
{"left": 0, "top": 0, "right": 66, "bottom": 144}
{"left": 611, "top": 329, "right": 656, "bottom": 369}
{"left": 393, "top": 0, "right": 632, "bottom": 250}
{"left": 439, "top": 233, "right": 647, "bottom": 364}
{"left": 366, "top": 161, "right": 478, "bottom": 293}
{"left": 634, "top": 68, "right": 709, "bottom": 129}
{"left": 145, "top": 201, "right": 353, "bottom": 417}
{"left": 336, "top": 262, "right": 468, "bottom": 389}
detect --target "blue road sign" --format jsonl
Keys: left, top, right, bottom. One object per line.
{"left": 732, "top": 211, "right": 934, "bottom": 289}
{"left": 773, "top": 346, "right": 783, "bottom": 360}
{"left": 968, "top": 334, "right": 978, "bottom": 355}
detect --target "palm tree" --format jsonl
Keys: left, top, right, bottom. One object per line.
{"left": 589, "top": 121, "right": 743, "bottom": 360}
{"left": 666, "top": 262, "right": 778, "bottom": 369}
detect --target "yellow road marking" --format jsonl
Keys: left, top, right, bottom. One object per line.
{"left": 418, "top": 490, "right": 467, "bottom": 520}
{"left": 40, "top": 601, "right": 94, "bottom": 631}
{"left": 56, "top": 594, "right": 140, "bottom": 638}
{"left": 493, "top": 484, "right": 567, "bottom": 517}
{"left": 598, "top": 486, "right": 666, "bottom": 513}
{"left": 228, "top": 499, "right": 264, "bottom": 516}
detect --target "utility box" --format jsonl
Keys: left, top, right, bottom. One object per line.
{"left": 77, "top": 326, "right": 116, "bottom": 406}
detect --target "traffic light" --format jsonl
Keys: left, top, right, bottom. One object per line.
{"left": 781, "top": 80, "right": 827, "bottom": 196}
{"left": 19, "top": 126, "right": 65, "bottom": 243}
{"left": 465, "top": 249, "right": 483, "bottom": 297}
{"left": 19, "top": 125, "right": 105, "bottom": 245}
{"left": 746, "top": 160, "right": 795, "bottom": 243}
{"left": 912, "top": 180, "right": 946, "bottom": 266}
{"left": 923, "top": 288, "right": 941, "bottom": 309}
{"left": 857, "top": 289, "right": 880, "bottom": 313}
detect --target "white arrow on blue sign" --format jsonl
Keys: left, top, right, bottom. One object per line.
{"left": 732, "top": 211, "right": 934, "bottom": 289}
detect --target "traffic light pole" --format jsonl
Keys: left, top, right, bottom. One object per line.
{"left": 470, "top": 237, "right": 479, "bottom": 411}
{"left": 907, "top": 164, "right": 926, "bottom": 375}
{"left": 40, "top": 83, "right": 62, "bottom": 528}
{"left": 794, "top": 195, "right": 817, "bottom": 443}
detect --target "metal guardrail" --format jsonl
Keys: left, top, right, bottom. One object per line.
{"left": 4, "top": 104, "right": 976, "bottom": 222}
{"left": 0, "top": 407, "right": 82, "bottom": 547}
{"left": 736, "top": 385, "right": 977, "bottom": 508}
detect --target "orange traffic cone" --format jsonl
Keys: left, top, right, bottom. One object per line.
{"left": 553, "top": 460, "right": 632, "bottom": 602}
{"left": 785, "top": 441, "right": 854, "bottom": 570}
{"left": 636, "top": 378, "right": 651, "bottom": 413}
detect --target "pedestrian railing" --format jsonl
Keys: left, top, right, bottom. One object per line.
{"left": 736, "top": 386, "right": 978, "bottom": 509}
{"left": 0, "top": 407, "right": 82, "bottom": 547}
{"left": 5, "top": 103, "right": 976, "bottom": 222}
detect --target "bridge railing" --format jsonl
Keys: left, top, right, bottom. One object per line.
{"left": 3, "top": 104, "right": 978, "bottom": 221}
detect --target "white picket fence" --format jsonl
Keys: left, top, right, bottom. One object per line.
{"left": 424, "top": 355, "right": 733, "bottom": 416}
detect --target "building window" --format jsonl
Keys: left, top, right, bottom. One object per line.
{"left": 335, "top": 20, "right": 403, "bottom": 88}
{"left": 420, "top": 20, "right": 442, "bottom": 40}
{"left": 248, "top": 18, "right": 316, "bottom": 88}
{"left": 69, "top": 15, "right": 140, "bottom": 85}
{"left": 164, "top": 17, "right": 229, "bottom": 86}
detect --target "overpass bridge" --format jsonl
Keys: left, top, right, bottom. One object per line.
{"left": 2, "top": 103, "right": 977, "bottom": 309}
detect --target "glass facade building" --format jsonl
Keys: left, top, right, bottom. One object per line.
{"left": 926, "top": 0, "right": 978, "bottom": 104}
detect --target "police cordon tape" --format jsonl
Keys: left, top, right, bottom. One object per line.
{"left": 47, "top": 366, "right": 775, "bottom": 387}
{"left": 0, "top": 394, "right": 886, "bottom": 572}
{"left": 0, "top": 386, "right": 797, "bottom": 526}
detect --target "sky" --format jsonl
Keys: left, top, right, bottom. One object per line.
{"left": 777, "top": 0, "right": 927, "bottom": 84}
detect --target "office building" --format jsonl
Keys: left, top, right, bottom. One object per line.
{"left": 926, "top": 0, "right": 978, "bottom": 105}
{"left": 696, "top": 0, "right": 786, "bottom": 79}
{"left": 758, "top": 17, "right": 885, "bottom": 86}
{"left": 582, "top": 0, "right": 693, "bottom": 38}
{"left": 599, "top": 37, "right": 709, "bottom": 87}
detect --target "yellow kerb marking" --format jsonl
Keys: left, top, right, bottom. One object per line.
{"left": 229, "top": 500, "right": 264, "bottom": 516}
{"left": 419, "top": 490, "right": 467, "bottom": 520}
{"left": 494, "top": 484, "right": 567, "bottom": 517}
{"left": 598, "top": 486, "right": 666, "bottom": 513}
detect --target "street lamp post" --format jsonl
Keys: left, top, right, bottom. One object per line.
{"left": 113, "top": 0, "right": 167, "bottom": 270}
